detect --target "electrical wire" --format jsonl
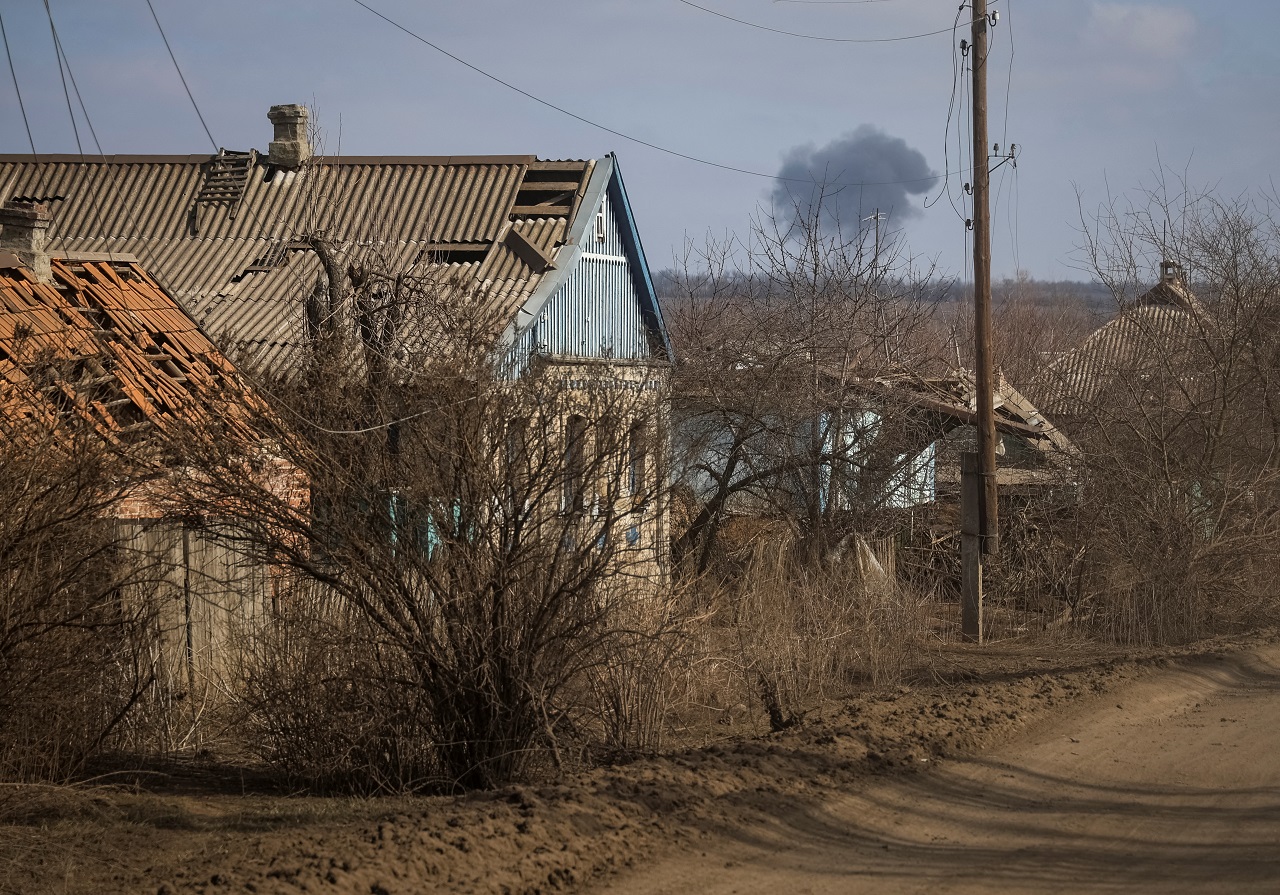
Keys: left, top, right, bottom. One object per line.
{"left": 958, "top": 37, "right": 972, "bottom": 224}
{"left": 11, "top": 2, "right": 451, "bottom": 443}
{"left": 145, "top": 0, "right": 217, "bottom": 153}
{"left": 674, "top": 0, "right": 959, "bottom": 42}
{"left": 773, "top": 0, "right": 900, "bottom": 5}
{"left": 0, "top": 11, "right": 38, "bottom": 160}
{"left": 144, "top": 0, "right": 325, "bottom": 310}
{"left": 46, "top": 0, "right": 975, "bottom": 433}
{"left": 41, "top": 0, "right": 184, "bottom": 276}
{"left": 41, "top": 0, "right": 115, "bottom": 262}
{"left": 94, "top": 10, "right": 471, "bottom": 435}
{"left": 141, "top": 0, "right": 422, "bottom": 386}
{"left": 1000, "top": 0, "right": 1015, "bottom": 151}
{"left": 349, "top": 0, "right": 962, "bottom": 191}
{"left": 925, "top": 3, "right": 970, "bottom": 226}
{"left": 1010, "top": 159, "right": 1022, "bottom": 275}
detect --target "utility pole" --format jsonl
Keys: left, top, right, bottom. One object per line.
{"left": 962, "top": 0, "right": 999, "bottom": 642}
{"left": 864, "top": 210, "right": 889, "bottom": 364}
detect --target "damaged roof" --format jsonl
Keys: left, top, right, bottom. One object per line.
{"left": 0, "top": 253, "right": 264, "bottom": 445}
{"left": 0, "top": 149, "right": 597, "bottom": 374}
{"left": 874, "top": 369, "right": 1076, "bottom": 454}
{"left": 1037, "top": 266, "right": 1200, "bottom": 419}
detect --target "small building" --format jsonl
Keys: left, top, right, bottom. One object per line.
{"left": 0, "top": 198, "right": 301, "bottom": 701}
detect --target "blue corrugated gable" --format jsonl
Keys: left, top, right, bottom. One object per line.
{"left": 525, "top": 189, "right": 651, "bottom": 360}
{"left": 506, "top": 156, "right": 672, "bottom": 371}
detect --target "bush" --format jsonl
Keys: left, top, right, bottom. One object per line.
{"left": 0, "top": 428, "right": 156, "bottom": 782}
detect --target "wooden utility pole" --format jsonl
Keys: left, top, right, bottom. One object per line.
{"left": 971, "top": 0, "right": 998, "bottom": 556}
{"left": 962, "top": 0, "right": 999, "bottom": 642}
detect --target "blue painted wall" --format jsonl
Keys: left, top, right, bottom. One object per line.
{"left": 515, "top": 189, "right": 654, "bottom": 364}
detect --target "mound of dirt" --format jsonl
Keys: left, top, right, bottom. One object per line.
{"left": 3, "top": 630, "right": 1274, "bottom": 895}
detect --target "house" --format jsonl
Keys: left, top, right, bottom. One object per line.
{"left": 0, "top": 103, "right": 675, "bottom": 580}
{"left": 1037, "top": 261, "right": 1200, "bottom": 425}
{"left": 0, "top": 198, "right": 302, "bottom": 701}
{"left": 671, "top": 363, "right": 1074, "bottom": 569}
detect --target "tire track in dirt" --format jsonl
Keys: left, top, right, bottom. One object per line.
{"left": 589, "top": 641, "right": 1280, "bottom": 895}
{"left": 4, "top": 632, "right": 1277, "bottom": 895}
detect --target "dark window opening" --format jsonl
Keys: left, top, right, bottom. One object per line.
{"left": 564, "top": 414, "right": 587, "bottom": 513}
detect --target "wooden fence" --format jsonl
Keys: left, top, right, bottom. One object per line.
{"left": 119, "top": 520, "right": 271, "bottom": 703}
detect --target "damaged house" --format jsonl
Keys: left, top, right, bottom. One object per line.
{"left": 0, "top": 103, "right": 675, "bottom": 583}
{"left": 672, "top": 362, "right": 1074, "bottom": 572}
{"left": 0, "top": 198, "right": 301, "bottom": 703}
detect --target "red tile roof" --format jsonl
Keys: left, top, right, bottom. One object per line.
{"left": 0, "top": 255, "right": 265, "bottom": 445}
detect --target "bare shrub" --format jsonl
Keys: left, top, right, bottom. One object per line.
{"left": 687, "top": 527, "right": 933, "bottom": 731}
{"left": 0, "top": 425, "right": 157, "bottom": 783}
{"left": 170, "top": 258, "right": 675, "bottom": 790}
{"left": 577, "top": 594, "right": 692, "bottom": 758}
{"left": 234, "top": 582, "right": 439, "bottom": 793}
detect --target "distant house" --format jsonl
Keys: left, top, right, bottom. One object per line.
{"left": 0, "top": 103, "right": 674, "bottom": 579}
{"left": 0, "top": 198, "right": 301, "bottom": 698}
{"left": 672, "top": 365, "right": 1074, "bottom": 566}
{"left": 1038, "top": 262, "right": 1200, "bottom": 425}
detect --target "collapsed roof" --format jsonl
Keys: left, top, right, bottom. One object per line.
{"left": 0, "top": 250, "right": 262, "bottom": 446}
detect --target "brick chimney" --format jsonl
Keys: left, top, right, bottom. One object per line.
{"left": 0, "top": 200, "right": 52, "bottom": 283}
{"left": 267, "top": 104, "right": 312, "bottom": 168}
{"left": 1160, "top": 260, "right": 1184, "bottom": 286}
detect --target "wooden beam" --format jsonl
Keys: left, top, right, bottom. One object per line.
{"left": 517, "top": 181, "right": 582, "bottom": 191}
{"left": 504, "top": 228, "right": 556, "bottom": 273}
{"left": 510, "top": 204, "right": 572, "bottom": 217}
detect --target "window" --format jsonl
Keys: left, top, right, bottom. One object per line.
{"left": 628, "top": 421, "right": 647, "bottom": 500}
{"left": 564, "top": 414, "right": 587, "bottom": 513}
{"left": 504, "top": 419, "right": 530, "bottom": 514}
{"left": 594, "top": 208, "right": 606, "bottom": 242}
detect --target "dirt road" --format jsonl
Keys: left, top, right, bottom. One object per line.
{"left": 592, "top": 643, "right": 1280, "bottom": 894}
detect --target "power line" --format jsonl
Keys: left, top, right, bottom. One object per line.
{"left": 42, "top": 0, "right": 112, "bottom": 261}
{"left": 0, "top": 11, "right": 38, "bottom": 159}
{"left": 924, "top": 3, "right": 970, "bottom": 224}
{"left": 773, "top": 0, "right": 900, "bottom": 5}
{"left": 145, "top": 0, "right": 218, "bottom": 153}
{"left": 40, "top": 0, "right": 178, "bottom": 274}
{"left": 349, "top": 0, "right": 961, "bottom": 190}
{"left": 675, "top": 0, "right": 962, "bottom": 42}
{"left": 999, "top": 0, "right": 1015, "bottom": 150}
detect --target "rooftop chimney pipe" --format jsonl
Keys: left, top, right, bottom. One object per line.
{"left": 267, "top": 104, "right": 312, "bottom": 168}
{"left": 0, "top": 200, "right": 52, "bottom": 283}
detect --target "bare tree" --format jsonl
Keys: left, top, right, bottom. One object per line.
{"left": 666, "top": 199, "right": 943, "bottom": 573}
{"left": 171, "top": 258, "right": 673, "bottom": 790}
{"left": 1058, "top": 178, "right": 1280, "bottom": 642}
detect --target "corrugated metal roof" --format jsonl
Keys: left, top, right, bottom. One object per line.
{"left": 0, "top": 154, "right": 596, "bottom": 374}
{"left": 0, "top": 256, "right": 264, "bottom": 444}
{"left": 1039, "top": 303, "right": 1197, "bottom": 417}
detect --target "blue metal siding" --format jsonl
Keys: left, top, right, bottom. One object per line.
{"left": 823, "top": 410, "right": 937, "bottom": 511}
{"left": 525, "top": 191, "right": 652, "bottom": 362}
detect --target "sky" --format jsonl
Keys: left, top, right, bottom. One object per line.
{"left": 1, "top": 0, "right": 1277, "bottom": 282}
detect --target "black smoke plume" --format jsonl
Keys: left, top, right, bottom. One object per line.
{"left": 771, "top": 125, "right": 937, "bottom": 232}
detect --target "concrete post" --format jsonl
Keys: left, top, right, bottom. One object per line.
{"left": 961, "top": 451, "right": 983, "bottom": 643}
